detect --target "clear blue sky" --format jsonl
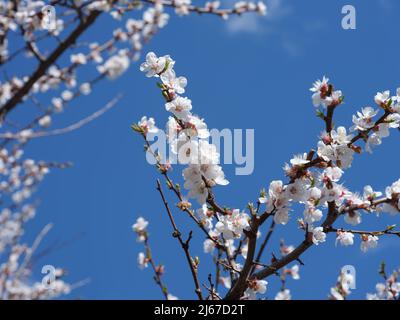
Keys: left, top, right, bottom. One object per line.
{"left": 14, "top": 0, "right": 400, "bottom": 299}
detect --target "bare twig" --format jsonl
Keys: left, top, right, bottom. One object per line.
{"left": 250, "top": 220, "right": 276, "bottom": 275}
{"left": 15, "top": 223, "right": 53, "bottom": 279}
{"left": 0, "top": 9, "right": 105, "bottom": 119}
{"left": 156, "top": 179, "right": 203, "bottom": 300}
{"left": 143, "top": 236, "right": 169, "bottom": 300}
{"left": 326, "top": 226, "right": 400, "bottom": 238}
{"left": 0, "top": 94, "right": 122, "bottom": 139}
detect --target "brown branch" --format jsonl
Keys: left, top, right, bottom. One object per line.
{"left": 142, "top": 0, "right": 264, "bottom": 17}
{"left": 207, "top": 190, "right": 228, "bottom": 215}
{"left": 326, "top": 226, "right": 400, "bottom": 237}
{"left": 250, "top": 219, "right": 276, "bottom": 275}
{"left": 139, "top": 134, "right": 228, "bottom": 252}
{"left": 0, "top": 94, "right": 122, "bottom": 139}
{"left": 156, "top": 179, "right": 203, "bottom": 300}
{"left": 225, "top": 201, "right": 340, "bottom": 300}
{"left": 325, "top": 104, "right": 336, "bottom": 133}
{"left": 349, "top": 110, "right": 391, "bottom": 146}
{"left": 0, "top": 10, "right": 103, "bottom": 119}
{"left": 224, "top": 211, "right": 273, "bottom": 300}
{"left": 143, "top": 236, "right": 169, "bottom": 300}
{"left": 339, "top": 197, "right": 395, "bottom": 215}
{"left": 214, "top": 249, "right": 222, "bottom": 291}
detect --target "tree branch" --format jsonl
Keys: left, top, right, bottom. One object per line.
{"left": 156, "top": 179, "right": 203, "bottom": 300}
{"left": 250, "top": 220, "right": 276, "bottom": 275}
{"left": 0, "top": 10, "right": 102, "bottom": 119}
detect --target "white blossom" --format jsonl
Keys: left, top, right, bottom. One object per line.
{"left": 203, "top": 239, "right": 216, "bottom": 254}
{"left": 197, "top": 204, "right": 214, "bottom": 229}
{"left": 351, "top": 107, "right": 378, "bottom": 131}
{"left": 310, "top": 76, "right": 330, "bottom": 107}
{"left": 138, "top": 116, "right": 159, "bottom": 135}
{"left": 132, "top": 217, "right": 149, "bottom": 233}
{"left": 374, "top": 90, "right": 390, "bottom": 107}
{"left": 310, "top": 226, "right": 326, "bottom": 245}
{"left": 161, "top": 69, "right": 187, "bottom": 94}
{"left": 70, "top": 53, "right": 87, "bottom": 65}
{"left": 344, "top": 211, "right": 362, "bottom": 226}
{"left": 290, "top": 153, "right": 309, "bottom": 166}
{"left": 167, "top": 293, "right": 179, "bottom": 300}
{"left": 79, "top": 82, "right": 91, "bottom": 95}
{"left": 215, "top": 209, "right": 250, "bottom": 239}
{"left": 288, "top": 264, "right": 300, "bottom": 280}
{"left": 165, "top": 96, "right": 192, "bottom": 121}
{"left": 360, "top": 235, "right": 379, "bottom": 253}
{"left": 274, "top": 207, "right": 290, "bottom": 225}
{"left": 219, "top": 276, "right": 232, "bottom": 289}
{"left": 140, "top": 52, "right": 171, "bottom": 77}
{"left": 38, "top": 115, "right": 52, "bottom": 128}
{"left": 98, "top": 50, "right": 130, "bottom": 79}
{"left": 244, "top": 280, "right": 268, "bottom": 300}
{"left": 137, "top": 252, "right": 148, "bottom": 269}
{"left": 275, "top": 289, "right": 291, "bottom": 300}
{"left": 336, "top": 231, "right": 354, "bottom": 246}
{"left": 363, "top": 185, "right": 382, "bottom": 202}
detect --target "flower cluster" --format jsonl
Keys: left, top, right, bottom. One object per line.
{"left": 135, "top": 53, "right": 400, "bottom": 300}
{"left": 335, "top": 230, "right": 354, "bottom": 246}
{"left": 139, "top": 52, "right": 229, "bottom": 204}
{"left": 367, "top": 267, "right": 400, "bottom": 300}
{"left": 132, "top": 216, "right": 149, "bottom": 243}
{"left": 201, "top": 207, "right": 252, "bottom": 259}
{"left": 310, "top": 76, "right": 343, "bottom": 109}
{"left": 351, "top": 91, "right": 400, "bottom": 153}
{"left": 132, "top": 217, "right": 151, "bottom": 269}
{"left": 275, "top": 289, "right": 291, "bottom": 300}
{"left": 1, "top": 245, "right": 70, "bottom": 300}
{"left": 215, "top": 209, "right": 250, "bottom": 240}
{"left": 274, "top": 264, "right": 300, "bottom": 300}
{"left": 0, "top": 144, "right": 71, "bottom": 299}
{"left": 253, "top": 77, "right": 400, "bottom": 254}
{"left": 360, "top": 234, "right": 379, "bottom": 253}
{"left": 381, "top": 179, "right": 400, "bottom": 214}
{"left": 317, "top": 126, "right": 354, "bottom": 169}
{"left": 244, "top": 279, "right": 268, "bottom": 300}
{"left": 329, "top": 270, "right": 355, "bottom": 300}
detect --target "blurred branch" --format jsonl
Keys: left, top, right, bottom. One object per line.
{"left": 156, "top": 179, "right": 203, "bottom": 300}
{"left": 0, "top": 94, "right": 122, "bottom": 139}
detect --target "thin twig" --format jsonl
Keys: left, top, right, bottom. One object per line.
{"left": 156, "top": 179, "right": 203, "bottom": 300}
{"left": 144, "top": 236, "right": 169, "bottom": 300}
{"left": 326, "top": 226, "right": 400, "bottom": 237}
{"left": 15, "top": 223, "right": 53, "bottom": 279}
{"left": 0, "top": 94, "right": 122, "bottom": 139}
{"left": 250, "top": 220, "right": 276, "bottom": 275}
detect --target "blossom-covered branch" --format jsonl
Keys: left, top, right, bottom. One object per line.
{"left": 133, "top": 53, "right": 400, "bottom": 300}
{"left": 1, "top": 0, "right": 266, "bottom": 300}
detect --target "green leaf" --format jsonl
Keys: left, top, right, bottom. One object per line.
{"left": 316, "top": 109, "right": 325, "bottom": 119}
{"left": 379, "top": 261, "right": 386, "bottom": 278}
{"left": 131, "top": 123, "right": 144, "bottom": 133}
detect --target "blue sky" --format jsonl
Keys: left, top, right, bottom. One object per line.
{"left": 10, "top": 0, "right": 400, "bottom": 299}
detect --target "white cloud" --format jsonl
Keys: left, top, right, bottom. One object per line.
{"left": 266, "top": 0, "right": 292, "bottom": 20}
{"left": 226, "top": 14, "right": 263, "bottom": 34}
{"left": 378, "top": 0, "right": 394, "bottom": 12}
{"left": 281, "top": 39, "right": 301, "bottom": 57}
{"left": 225, "top": 0, "right": 291, "bottom": 34}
